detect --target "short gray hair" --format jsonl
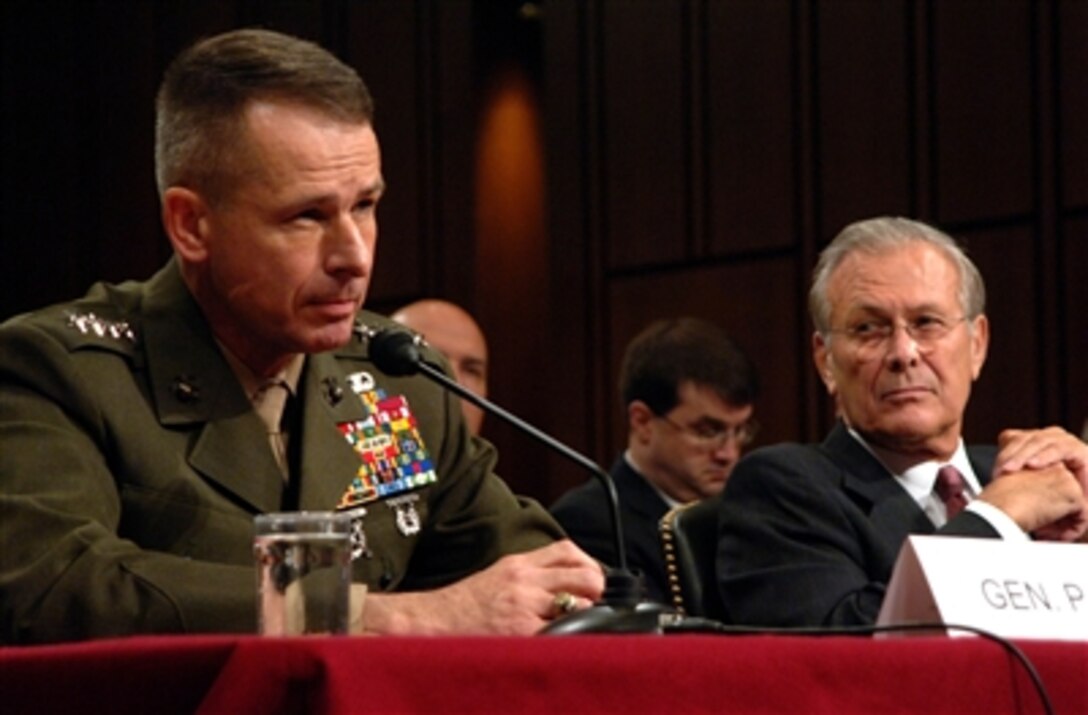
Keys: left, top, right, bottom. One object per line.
{"left": 155, "top": 28, "right": 374, "bottom": 202}
{"left": 808, "top": 217, "right": 986, "bottom": 336}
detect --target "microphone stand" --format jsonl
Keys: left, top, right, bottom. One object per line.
{"left": 364, "top": 326, "right": 675, "bottom": 633}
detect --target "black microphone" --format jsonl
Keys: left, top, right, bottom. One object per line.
{"left": 362, "top": 324, "right": 675, "bottom": 634}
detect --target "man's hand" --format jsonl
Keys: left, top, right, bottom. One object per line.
{"left": 361, "top": 540, "right": 605, "bottom": 635}
{"left": 979, "top": 463, "right": 1088, "bottom": 541}
{"left": 994, "top": 426, "right": 1088, "bottom": 490}
{"left": 983, "top": 427, "right": 1088, "bottom": 541}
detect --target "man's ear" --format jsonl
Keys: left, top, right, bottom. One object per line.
{"left": 812, "top": 331, "right": 837, "bottom": 396}
{"left": 161, "top": 187, "right": 211, "bottom": 263}
{"left": 628, "top": 400, "right": 655, "bottom": 443}
{"left": 968, "top": 313, "right": 990, "bottom": 381}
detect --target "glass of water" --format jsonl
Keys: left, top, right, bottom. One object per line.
{"left": 253, "top": 511, "right": 352, "bottom": 636}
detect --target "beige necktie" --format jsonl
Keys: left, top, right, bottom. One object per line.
{"left": 254, "top": 381, "right": 291, "bottom": 479}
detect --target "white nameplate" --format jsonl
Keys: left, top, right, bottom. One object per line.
{"left": 877, "top": 535, "right": 1088, "bottom": 641}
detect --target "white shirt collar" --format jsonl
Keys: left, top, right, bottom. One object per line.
{"left": 844, "top": 426, "right": 982, "bottom": 524}
{"left": 844, "top": 426, "right": 1031, "bottom": 537}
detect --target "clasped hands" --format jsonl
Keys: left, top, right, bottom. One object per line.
{"left": 983, "top": 426, "right": 1088, "bottom": 542}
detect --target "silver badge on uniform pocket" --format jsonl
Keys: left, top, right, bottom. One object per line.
{"left": 385, "top": 494, "right": 422, "bottom": 537}
{"left": 340, "top": 506, "right": 369, "bottom": 560}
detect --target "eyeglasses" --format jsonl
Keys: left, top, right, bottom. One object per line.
{"left": 829, "top": 315, "right": 968, "bottom": 355}
{"left": 656, "top": 414, "right": 759, "bottom": 449}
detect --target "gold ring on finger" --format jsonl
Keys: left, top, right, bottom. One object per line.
{"left": 552, "top": 591, "right": 578, "bottom": 616}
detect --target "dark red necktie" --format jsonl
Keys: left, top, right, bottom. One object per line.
{"left": 935, "top": 465, "right": 969, "bottom": 520}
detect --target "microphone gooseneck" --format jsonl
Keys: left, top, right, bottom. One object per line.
{"left": 364, "top": 325, "right": 674, "bottom": 633}
{"left": 366, "top": 327, "right": 630, "bottom": 573}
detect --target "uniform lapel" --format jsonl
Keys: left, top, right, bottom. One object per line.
{"left": 140, "top": 261, "right": 284, "bottom": 513}
{"left": 296, "top": 352, "right": 371, "bottom": 510}
{"left": 189, "top": 413, "right": 285, "bottom": 512}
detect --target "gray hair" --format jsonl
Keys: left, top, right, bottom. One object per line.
{"left": 155, "top": 28, "right": 374, "bottom": 202}
{"left": 808, "top": 216, "right": 986, "bottom": 336}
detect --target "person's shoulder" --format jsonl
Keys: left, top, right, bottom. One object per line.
{"left": 550, "top": 479, "right": 613, "bottom": 543}
{"left": 550, "top": 477, "right": 609, "bottom": 516}
{"left": 0, "top": 279, "right": 145, "bottom": 360}
{"left": 328, "top": 310, "right": 454, "bottom": 420}
{"left": 332, "top": 309, "right": 446, "bottom": 367}
{"left": 738, "top": 441, "right": 823, "bottom": 469}
{"left": 727, "top": 440, "right": 832, "bottom": 493}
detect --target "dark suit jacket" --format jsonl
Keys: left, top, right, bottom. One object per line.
{"left": 716, "top": 421, "right": 997, "bottom": 627}
{"left": 0, "top": 260, "right": 561, "bottom": 643}
{"left": 550, "top": 457, "right": 672, "bottom": 604}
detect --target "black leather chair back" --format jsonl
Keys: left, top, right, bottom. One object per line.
{"left": 659, "top": 497, "right": 726, "bottom": 620}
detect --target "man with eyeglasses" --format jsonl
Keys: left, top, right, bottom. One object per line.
{"left": 551, "top": 317, "right": 759, "bottom": 603}
{"left": 717, "top": 216, "right": 1088, "bottom": 627}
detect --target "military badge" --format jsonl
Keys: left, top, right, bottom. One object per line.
{"left": 65, "top": 311, "right": 137, "bottom": 344}
{"left": 336, "top": 376, "right": 437, "bottom": 519}
{"left": 385, "top": 494, "right": 422, "bottom": 537}
{"left": 347, "top": 370, "right": 375, "bottom": 395}
{"left": 340, "top": 506, "right": 369, "bottom": 560}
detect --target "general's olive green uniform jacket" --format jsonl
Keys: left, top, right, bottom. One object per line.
{"left": 0, "top": 261, "right": 560, "bottom": 643}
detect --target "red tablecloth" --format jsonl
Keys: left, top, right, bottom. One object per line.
{"left": 0, "top": 634, "right": 1084, "bottom": 714}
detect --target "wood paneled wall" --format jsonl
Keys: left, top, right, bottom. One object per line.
{"left": 2, "top": 0, "right": 1084, "bottom": 507}
{"left": 540, "top": 0, "right": 1088, "bottom": 504}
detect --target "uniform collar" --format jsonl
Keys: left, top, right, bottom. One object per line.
{"left": 136, "top": 260, "right": 395, "bottom": 513}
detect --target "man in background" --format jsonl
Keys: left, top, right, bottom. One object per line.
{"left": 717, "top": 216, "right": 1087, "bottom": 627}
{"left": 392, "top": 299, "right": 489, "bottom": 435}
{"left": 0, "top": 28, "right": 602, "bottom": 644}
{"left": 551, "top": 317, "right": 759, "bottom": 603}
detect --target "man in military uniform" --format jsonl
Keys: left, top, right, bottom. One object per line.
{"left": 0, "top": 28, "right": 602, "bottom": 644}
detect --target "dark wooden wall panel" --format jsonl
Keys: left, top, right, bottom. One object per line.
{"left": 467, "top": 4, "right": 558, "bottom": 500}
{"left": 601, "top": 1, "right": 688, "bottom": 269}
{"left": 817, "top": 0, "right": 912, "bottom": 236}
{"left": 538, "top": 2, "right": 610, "bottom": 495}
{"left": 432, "top": 1, "right": 476, "bottom": 305}
{"left": 1062, "top": 217, "right": 1088, "bottom": 434}
{"left": 1059, "top": 0, "right": 1088, "bottom": 209}
{"left": 605, "top": 257, "right": 801, "bottom": 458}
{"left": 705, "top": 0, "right": 794, "bottom": 255}
{"left": 86, "top": 5, "right": 166, "bottom": 285}
{"left": 932, "top": 1, "right": 1033, "bottom": 223}
{"left": 155, "top": 0, "right": 238, "bottom": 49}
{"left": 254, "top": 0, "right": 326, "bottom": 39}
{"left": 960, "top": 226, "right": 1040, "bottom": 441}
{"left": 2, "top": 0, "right": 1084, "bottom": 508}
{"left": 2, "top": 2, "right": 96, "bottom": 316}
{"left": 346, "top": 2, "right": 426, "bottom": 304}
{"left": 472, "top": 72, "right": 554, "bottom": 505}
